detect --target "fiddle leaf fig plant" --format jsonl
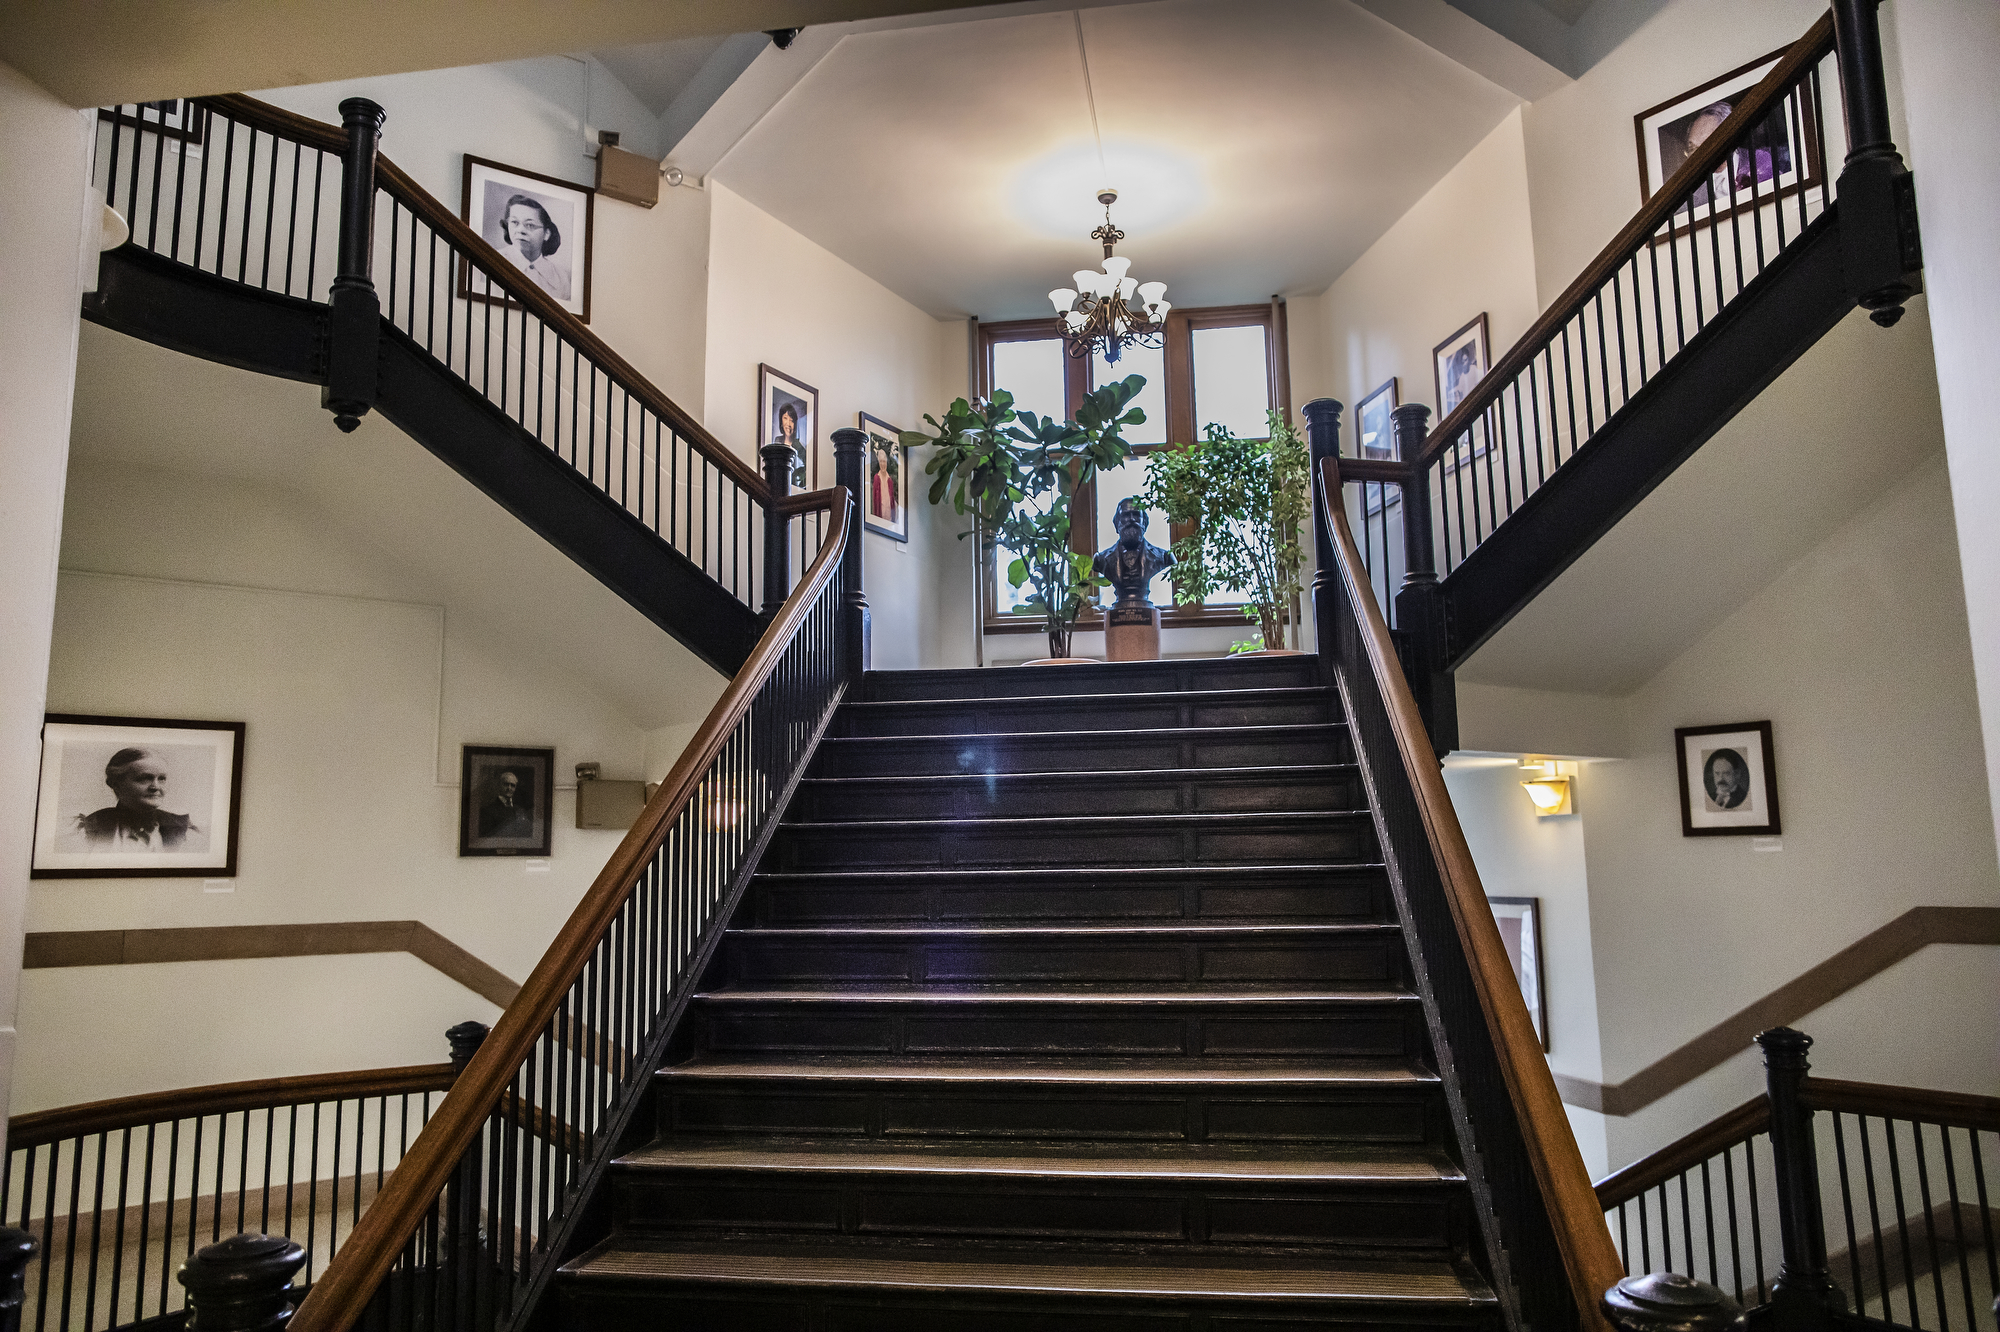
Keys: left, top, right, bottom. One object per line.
{"left": 902, "top": 375, "right": 1149, "bottom": 660}
{"left": 1141, "top": 408, "right": 1309, "bottom": 651}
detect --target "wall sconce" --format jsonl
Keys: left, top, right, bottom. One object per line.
{"left": 1519, "top": 757, "right": 1574, "bottom": 816}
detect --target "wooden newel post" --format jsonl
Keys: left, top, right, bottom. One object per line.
{"left": 761, "top": 442, "right": 795, "bottom": 620}
{"left": 446, "top": 1020, "right": 489, "bottom": 1077}
{"left": 1390, "top": 405, "right": 1457, "bottom": 757}
{"left": 831, "top": 428, "right": 871, "bottom": 676}
{"left": 0, "top": 1228, "right": 35, "bottom": 1332}
{"left": 1302, "top": 398, "right": 1343, "bottom": 663}
{"left": 1602, "top": 1272, "right": 1743, "bottom": 1332}
{"left": 1829, "top": 0, "right": 1920, "bottom": 326}
{"left": 322, "top": 98, "right": 386, "bottom": 433}
{"left": 179, "top": 1233, "right": 307, "bottom": 1330}
{"left": 1758, "top": 1027, "right": 1847, "bottom": 1320}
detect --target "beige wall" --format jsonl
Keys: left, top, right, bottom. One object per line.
{"left": 0, "top": 63, "right": 91, "bottom": 1146}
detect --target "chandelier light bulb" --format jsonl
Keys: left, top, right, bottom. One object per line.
{"left": 1101, "top": 256, "right": 1132, "bottom": 284}
{"left": 1049, "top": 287, "right": 1079, "bottom": 314}
{"left": 1137, "top": 280, "right": 1167, "bottom": 309}
{"left": 1073, "top": 269, "right": 1103, "bottom": 298}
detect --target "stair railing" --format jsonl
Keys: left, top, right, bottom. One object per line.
{"left": 0, "top": 1029, "right": 481, "bottom": 1332}
{"left": 1309, "top": 434, "right": 1624, "bottom": 1331}
{"left": 86, "top": 94, "right": 799, "bottom": 614}
{"left": 1598, "top": 1029, "right": 1998, "bottom": 1331}
{"left": 281, "top": 479, "right": 858, "bottom": 1331}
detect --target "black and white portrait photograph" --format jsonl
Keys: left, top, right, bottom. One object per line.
{"left": 461, "top": 155, "right": 594, "bottom": 320}
{"left": 1487, "top": 897, "right": 1547, "bottom": 1051}
{"left": 859, "top": 412, "right": 908, "bottom": 542}
{"left": 1676, "top": 720, "right": 1781, "bottom": 836}
{"left": 1433, "top": 314, "right": 1489, "bottom": 419}
{"left": 460, "top": 745, "right": 554, "bottom": 857}
{"left": 1355, "top": 377, "right": 1400, "bottom": 462}
{"left": 32, "top": 715, "right": 244, "bottom": 879}
{"left": 760, "top": 365, "right": 819, "bottom": 491}
{"left": 1635, "top": 51, "right": 1819, "bottom": 225}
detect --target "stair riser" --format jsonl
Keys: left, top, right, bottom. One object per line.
{"left": 690, "top": 1003, "right": 1424, "bottom": 1059}
{"left": 838, "top": 693, "right": 1333, "bottom": 739}
{"left": 745, "top": 872, "right": 1392, "bottom": 928}
{"left": 790, "top": 770, "right": 1363, "bottom": 822}
{"left": 612, "top": 1172, "right": 1470, "bottom": 1253}
{"left": 862, "top": 659, "right": 1322, "bottom": 701}
{"left": 561, "top": 1284, "right": 1502, "bottom": 1330}
{"left": 658, "top": 1081, "right": 1444, "bottom": 1148}
{"left": 766, "top": 819, "right": 1376, "bottom": 872}
{"left": 813, "top": 727, "right": 1352, "bottom": 777}
{"left": 716, "top": 936, "right": 1406, "bottom": 988}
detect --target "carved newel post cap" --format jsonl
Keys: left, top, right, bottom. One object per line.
{"left": 1602, "top": 1273, "right": 1743, "bottom": 1332}
{"left": 446, "top": 1019, "right": 490, "bottom": 1075}
{"left": 179, "top": 1233, "right": 307, "bottom": 1330}
{"left": 1302, "top": 398, "right": 1343, "bottom": 426}
{"left": 336, "top": 97, "right": 386, "bottom": 130}
{"left": 1755, "top": 1026, "right": 1812, "bottom": 1065}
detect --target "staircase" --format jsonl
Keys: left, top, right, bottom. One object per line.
{"left": 554, "top": 655, "right": 1506, "bottom": 1329}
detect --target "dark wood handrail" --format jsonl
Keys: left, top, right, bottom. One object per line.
{"left": 1593, "top": 1077, "right": 2000, "bottom": 1209}
{"left": 1414, "top": 13, "right": 1837, "bottom": 465}
{"left": 8, "top": 1064, "right": 457, "bottom": 1151}
{"left": 1318, "top": 456, "right": 1622, "bottom": 1329}
{"left": 290, "top": 486, "right": 850, "bottom": 1332}
{"left": 196, "top": 94, "right": 768, "bottom": 501}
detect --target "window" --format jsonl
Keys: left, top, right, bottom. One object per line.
{"left": 975, "top": 302, "right": 1290, "bottom": 633}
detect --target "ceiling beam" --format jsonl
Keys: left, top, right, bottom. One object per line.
{"left": 0, "top": 0, "right": 1025, "bottom": 109}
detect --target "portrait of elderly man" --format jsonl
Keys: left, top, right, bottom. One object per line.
{"left": 496, "top": 193, "right": 572, "bottom": 302}
{"left": 60, "top": 747, "right": 206, "bottom": 852}
{"left": 1702, "top": 748, "right": 1751, "bottom": 811}
{"left": 478, "top": 768, "right": 537, "bottom": 840}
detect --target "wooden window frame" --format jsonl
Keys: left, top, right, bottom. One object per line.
{"left": 973, "top": 303, "right": 1290, "bottom": 635}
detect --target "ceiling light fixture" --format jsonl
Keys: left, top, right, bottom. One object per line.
{"left": 1046, "top": 14, "right": 1168, "bottom": 363}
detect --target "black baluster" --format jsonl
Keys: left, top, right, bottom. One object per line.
{"left": 1389, "top": 403, "right": 1456, "bottom": 756}
{"left": 1758, "top": 1026, "right": 1849, "bottom": 1323}
{"left": 322, "top": 98, "right": 385, "bottom": 432}
{"left": 1602, "top": 1272, "right": 1743, "bottom": 1332}
{"left": 1302, "top": 398, "right": 1343, "bottom": 664}
{"left": 1830, "top": 0, "right": 1921, "bottom": 325}
{"left": 831, "top": 428, "right": 871, "bottom": 676}
{"left": 178, "top": 1233, "right": 306, "bottom": 1329}
{"left": 0, "top": 1228, "right": 33, "bottom": 1332}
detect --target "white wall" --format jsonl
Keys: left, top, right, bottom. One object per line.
{"left": 0, "top": 63, "right": 91, "bottom": 1145}
{"left": 702, "top": 180, "right": 964, "bottom": 672}
{"left": 19, "top": 463, "right": 651, "bottom": 1111}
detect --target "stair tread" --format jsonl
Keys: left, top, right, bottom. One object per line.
{"left": 562, "top": 1238, "right": 1496, "bottom": 1304}
{"left": 658, "top": 1053, "right": 1438, "bottom": 1084}
{"left": 726, "top": 923, "right": 1399, "bottom": 938}
{"left": 696, "top": 985, "right": 1417, "bottom": 1003}
{"left": 780, "top": 809, "right": 1368, "bottom": 831}
{"left": 802, "top": 763, "right": 1355, "bottom": 785}
{"left": 821, "top": 722, "right": 1346, "bottom": 745}
{"left": 844, "top": 686, "right": 1332, "bottom": 710}
{"left": 613, "top": 1140, "right": 1465, "bottom": 1184}
{"left": 754, "top": 863, "right": 1386, "bottom": 880}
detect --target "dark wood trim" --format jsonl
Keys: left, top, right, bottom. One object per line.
{"left": 9, "top": 1065, "right": 457, "bottom": 1150}
{"left": 1320, "top": 458, "right": 1624, "bottom": 1325}
{"left": 1553, "top": 906, "right": 2000, "bottom": 1116}
{"left": 1801, "top": 1077, "right": 2000, "bottom": 1131}
{"left": 289, "top": 488, "right": 849, "bottom": 1332}
{"left": 1414, "top": 14, "right": 1836, "bottom": 464}
{"left": 197, "top": 94, "right": 767, "bottom": 501}
{"left": 1594, "top": 1096, "right": 1771, "bottom": 1208}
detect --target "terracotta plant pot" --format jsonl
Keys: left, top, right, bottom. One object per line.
{"left": 1019, "top": 658, "right": 1103, "bottom": 666}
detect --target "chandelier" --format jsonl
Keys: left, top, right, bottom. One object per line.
{"left": 1048, "top": 189, "right": 1169, "bottom": 363}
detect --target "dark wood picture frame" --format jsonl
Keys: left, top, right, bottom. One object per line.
{"left": 31, "top": 714, "right": 246, "bottom": 880}
{"left": 97, "top": 100, "right": 205, "bottom": 145}
{"left": 1633, "top": 48, "right": 1824, "bottom": 237}
{"left": 760, "top": 364, "right": 820, "bottom": 491}
{"left": 858, "top": 411, "right": 909, "bottom": 542}
{"left": 1355, "top": 377, "right": 1401, "bottom": 461}
{"left": 459, "top": 154, "right": 595, "bottom": 322}
{"left": 460, "top": 744, "right": 555, "bottom": 857}
{"left": 1487, "top": 897, "right": 1548, "bottom": 1051}
{"left": 1432, "top": 314, "right": 1490, "bottom": 420}
{"left": 1675, "top": 720, "right": 1781, "bottom": 837}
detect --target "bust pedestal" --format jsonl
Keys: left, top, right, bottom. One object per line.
{"left": 1105, "top": 604, "right": 1161, "bottom": 662}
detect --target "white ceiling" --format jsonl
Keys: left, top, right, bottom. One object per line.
{"left": 706, "top": 0, "right": 1523, "bottom": 319}
{"left": 67, "top": 324, "right": 724, "bottom": 732}
{"left": 1459, "top": 298, "right": 1949, "bottom": 697}
{"left": 595, "top": 35, "right": 736, "bottom": 115}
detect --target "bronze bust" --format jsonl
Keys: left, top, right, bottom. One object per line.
{"left": 1093, "top": 498, "right": 1175, "bottom": 611}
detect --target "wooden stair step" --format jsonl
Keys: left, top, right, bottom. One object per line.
{"left": 658, "top": 1053, "right": 1439, "bottom": 1085}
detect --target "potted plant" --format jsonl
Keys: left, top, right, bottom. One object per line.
{"left": 1140, "top": 408, "right": 1309, "bottom": 653}
{"left": 904, "top": 376, "right": 1147, "bottom": 662}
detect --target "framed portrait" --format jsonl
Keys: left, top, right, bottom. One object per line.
{"left": 1433, "top": 314, "right": 1489, "bottom": 421}
{"left": 31, "top": 715, "right": 245, "bottom": 879}
{"left": 859, "top": 412, "right": 909, "bottom": 542}
{"left": 1675, "top": 720, "right": 1781, "bottom": 837}
{"left": 460, "top": 745, "right": 555, "bottom": 857}
{"left": 760, "top": 365, "right": 819, "bottom": 491}
{"left": 98, "top": 100, "right": 205, "bottom": 145}
{"left": 460, "top": 155, "right": 594, "bottom": 321}
{"left": 1635, "top": 50, "right": 1822, "bottom": 231}
{"left": 1353, "top": 377, "right": 1401, "bottom": 518}
{"left": 1488, "top": 897, "right": 1547, "bottom": 1051}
